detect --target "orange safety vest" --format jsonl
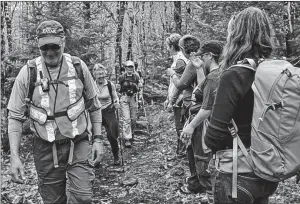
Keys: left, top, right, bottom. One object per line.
{"left": 28, "top": 53, "right": 88, "bottom": 142}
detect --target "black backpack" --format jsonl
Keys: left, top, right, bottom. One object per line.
{"left": 107, "top": 80, "right": 114, "bottom": 105}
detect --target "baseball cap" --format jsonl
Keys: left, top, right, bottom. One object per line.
{"left": 124, "top": 60, "right": 135, "bottom": 67}
{"left": 198, "top": 40, "right": 223, "bottom": 56}
{"left": 36, "top": 20, "right": 65, "bottom": 46}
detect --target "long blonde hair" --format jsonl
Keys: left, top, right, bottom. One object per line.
{"left": 220, "top": 7, "right": 274, "bottom": 71}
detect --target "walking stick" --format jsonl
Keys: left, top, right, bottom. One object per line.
{"left": 116, "top": 109, "right": 125, "bottom": 172}
{"left": 141, "top": 95, "right": 151, "bottom": 137}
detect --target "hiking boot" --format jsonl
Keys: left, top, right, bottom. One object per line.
{"left": 124, "top": 140, "right": 132, "bottom": 148}
{"left": 180, "top": 185, "right": 196, "bottom": 194}
{"left": 199, "top": 192, "right": 214, "bottom": 204}
{"left": 113, "top": 155, "right": 121, "bottom": 165}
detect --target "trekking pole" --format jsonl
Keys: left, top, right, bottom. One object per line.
{"left": 141, "top": 95, "right": 151, "bottom": 137}
{"left": 116, "top": 109, "right": 125, "bottom": 172}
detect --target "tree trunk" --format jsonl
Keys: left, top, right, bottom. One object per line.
{"left": 1, "top": 1, "right": 11, "bottom": 59}
{"left": 127, "top": 5, "right": 134, "bottom": 61}
{"left": 174, "top": 1, "right": 182, "bottom": 34}
{"left": 83, "top": 2, "right": 91, "bottom": 64}
{"left": 286, "top": 1, "right": 296, "bottom": 58}
{"left": 115, "top": 1, "right": 127, "bottom": 78}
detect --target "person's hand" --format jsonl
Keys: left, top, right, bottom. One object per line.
{"left": 166, "top": 68, "right": 176, "bottom": 76}
{"left": 190, "top": 52, "right": 204, "bottom": 68}
{"left": 164, "top": 99, "right": 169, "bottom": 109}
{"left": 114, "top": 103, "right": 121, "bottom": 110}
{"left": 182, "top": 123, "right": 195, "bottom": 136}
{"left": 10, "top": 156, "right": 25, "bottom": 184}
{"left": 167, "top": 103, "right": 173, "bottom": 113}
{"left": 115, "top": 84, "right": 121, "bottom": 91}
{"left": 89, "top": 141, "right": 104, "bottom": 167}
{"left": 180, "top": 132, "right": 191, "bottom": 149}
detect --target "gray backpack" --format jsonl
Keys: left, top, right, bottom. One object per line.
{"left": 227, "top": 59, "right": 300, "bottom": 198}
{"left": 248, "top": 59, "right": 300, "bottom": 182}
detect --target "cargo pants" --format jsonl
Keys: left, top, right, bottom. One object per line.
{"left": 187, "top": 122, "right": 212, "bottom": 194}
{"left": 120, "top": 94, "right": 137, "bottom": 140}
{"left": 33, "top": 135, "right": 94, "bottom": 204}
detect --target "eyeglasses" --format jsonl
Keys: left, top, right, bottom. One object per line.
{"left": 126, "top": 66, "right": 134, "bottom": 68}
{"left": 201, "top": 52, "right": 218, "bottom": 58}
{"left": 200, "top": 53, "right": 209, "bottom": 58}
{"left": 39, "top": 44, "right": 61, "bottom": 51}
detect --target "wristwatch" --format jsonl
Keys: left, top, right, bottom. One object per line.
{"left": 93, "top": 135, "right": 104, "bottom": 143}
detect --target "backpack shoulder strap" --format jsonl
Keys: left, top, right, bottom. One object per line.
{"left": 229, "top": 58, "right": 257, "bottom": 72}
{"left": 107, "top": 80, "right": 114, "bottom": 105}
{"left": 71, "top": 56, "right": 84, "bottom": 85}
{"left": 27, "top": 59, "right": 37, "bottom": 102}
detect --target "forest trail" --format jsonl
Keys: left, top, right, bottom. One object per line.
{"left": 1, "top": 104, "right": 300, "bottom": 204}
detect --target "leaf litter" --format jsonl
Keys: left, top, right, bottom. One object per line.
{"left": 1, "top": 104, "right": 300, "bottom": 203}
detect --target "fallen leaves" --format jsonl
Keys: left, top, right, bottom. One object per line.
{"left": 2, "top": 105, "right": 300, "bottom": 204}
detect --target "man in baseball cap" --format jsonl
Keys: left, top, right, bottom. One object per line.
{"left": 36, "top": 20, "right": 65, "bottom": 46}
{"left": 8, "top": 20, "right": 104, "bottom": 203}
{"left": 118, "top": 60, "right": 143, "bottom": 148}
{"left": 35, "top": 20, "right": 68, "bottom": 67}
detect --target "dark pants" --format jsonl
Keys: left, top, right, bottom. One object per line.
{"left": 187, "top": 123, "right": 212, "bottom": 194}
{"left": 102, "top": 106, "right": 119, "bottom": 157}
{"left": 173, "top": 105, "right": 188, "bottom": 154}
{"left": 33, "top": 136, "right": 94, "bottom": 204}
{"left": 212, "top": 170, "right": 278, "bottom": 204}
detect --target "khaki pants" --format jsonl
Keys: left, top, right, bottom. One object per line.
{"left": 120, "top": 94, "right": 137, "bottom": 140}
{"left": 33, "top": 136, "right": 94, "bottom": 204}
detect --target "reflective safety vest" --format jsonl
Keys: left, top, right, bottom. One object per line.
{"left": 27, "top": 53, "right": 88, "bottom": 142}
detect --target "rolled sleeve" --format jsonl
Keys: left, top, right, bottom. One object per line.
{"left": 7, "top": 65, "right": 29, "bottom": 122}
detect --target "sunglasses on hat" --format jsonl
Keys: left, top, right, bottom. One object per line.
{"left": 39, "top": 44, "right": 61, "bottom": 51}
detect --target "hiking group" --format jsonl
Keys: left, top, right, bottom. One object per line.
{"left": 7, "top": 6, "right": 300, "bottom": 204}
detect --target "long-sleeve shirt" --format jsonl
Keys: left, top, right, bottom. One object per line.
{"left": 96, "top": 79, "right": 119, "bottom": 110}
{"left": 171, "top": 60, "right": 200, "bottom": 106}
{"left": 168, "top": 59, "right": 186, "bottom": 104}
{"left": 7, "top": 56, "right": 102, "bottom": 139}
{"left": 204, "top": 66, "right": 255, "bottom": 153}
{"left": 167, "top": 51, "right": 188, "bottom": 105}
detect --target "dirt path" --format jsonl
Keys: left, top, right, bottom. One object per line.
{"left": 1, "top": 104, "right": 300, "bottom": 204}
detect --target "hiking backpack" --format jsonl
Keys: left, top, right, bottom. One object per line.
{"left": 230, "top": 58, "right": 300, "bottom": 182}
{"left": 107, "top": 80, "right": 114, "bottom": 105}
{"left": 222, "top": 58, "right": 300, "bottom": 199}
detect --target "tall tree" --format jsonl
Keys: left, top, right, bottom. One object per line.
{"left": 285, "top": 1, "right": 298, "bottom": 58}
{"left": 1, "top": 1, "right": 12, "bottom": 60}
{"left": 126, "top": 6, "right": 134, "bottom": 61}
{"left": 115, "top": 1, "right": 127, "bottom": 74}
{"left": 174, "top": 1, "right": 182, "bottom": 34}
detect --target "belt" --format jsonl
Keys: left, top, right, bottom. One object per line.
{"left": 54, "top": 138, "right": 70, "bottom": 145}
{"left": 52, "top": 135, "right": 89, "bottom": 168}
{"left": 47, "top": 111, "right": 68, "bottom": 120}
